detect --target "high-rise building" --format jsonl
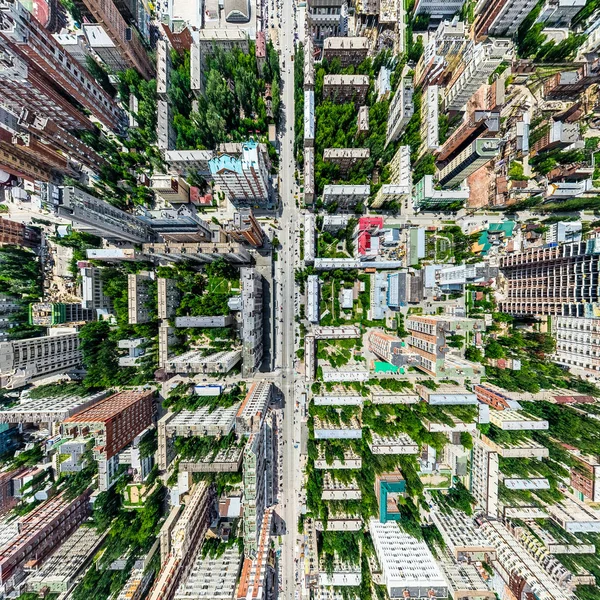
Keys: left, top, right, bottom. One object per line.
{"left": 0, "top": 0, "right": 124, "bottom": 131}
{"left": 552, "top": 316, "right": 600, "bottom": 375}
{"left": 80, "top": 265, "right": 113, "bottom": 311}
{"left": 62, "top": 390, "right": 154, "bottom": 459}
{"left": 0, "top": 333, "right": 82, "bottom": 389}
{"left": 444, "top": 40, "right": 513, "bottom": 111}
{"left": 475, "top": 0, "right": 539, "bottom": 39}
{"left": 368, "top": 331, "right": 413, "bottom": 368}
{"left": 239, "top": 267, "right": 264, "bottom": 377}
{"left": 82, "top": 24, "right": 130, "bottom": 71}
{"left": 78, "top": 0, "right": 154, "bottom": 78}
{"left": 386, "top": 77, "right": 414, "bottom": 146}
{"left": 437, "top": 138, "right": 501, "bottom": 188}
{"left": 0, "top": 489, "right": 92, "bottom": 592}
{"left": 209, "top": 141, "right": 270, "bottom": 207}
{"left": 0, "top": 216, "right": 40, "bottom": 248}
{"left": 537, "top": 0, "right": 586, "bottom": 26}
{"left": 413, "top": 174, "right": 469, "bottom": 210}
{"left": 226, "top": 209, "right": 265, "bottom": 247}
{"left": 29, "top": 303, "right": 96, "bottom": 326}
{"left": 57, "top": 187, "right": 157, "bottom": 244}
{"left": 498, "top": 239, "right": 600, "bottom": 316}
{"left": 128, "top": 272, "right": 153, "bottom": 325}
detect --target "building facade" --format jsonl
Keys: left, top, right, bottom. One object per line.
{"left": 552, "top": 316, "right": 600, "bottom": 374}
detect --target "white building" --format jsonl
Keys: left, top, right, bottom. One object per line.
{"left": 304, "top": 212, "right": 316, "bottom": 265}
{"left": 386, "top": 77, "right": 414, "bottom": 146}
{"left": 552, "top": 316, "right": 600, "bottom": 375}
{"left": 322, "top": 185, "right": 370, "bottom": 209}
{"left": 80, "top": 265, "right": 112, "bottom": 310}
{"left": 545, "top": 221, "right": 582, "bottom": 244}
{"left": 420, "top": 85, "right": 440, "bottom": 156}
{"left": 83, "top": 25, "right": 130, "bottom": 71}
{"left": 307, "top": 275, "right": 320, "bottom": 324}
{"left": 165, "top": 349, "right": 242, "bottom": 374}
{"left": 444, "top": 40, "right": 513, "bottom": 111}
{"left": 369, "top": 519, "right": 448, "bottom": 599}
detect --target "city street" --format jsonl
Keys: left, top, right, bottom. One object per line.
{"left": 273, "top": 0, "right": 303, "bottom": 598}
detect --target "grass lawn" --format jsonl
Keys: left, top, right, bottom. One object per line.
{"left": 207, "top": 276, "right": 232, "bottom": 295}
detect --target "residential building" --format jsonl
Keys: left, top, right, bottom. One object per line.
{"left": 0, "top": 389, "right": 108, "bottom": 424}
{"left": 322, "top": 149, "right": 370, "bottom": 175}
{"left": 143, "top": 242, "right": 252, "bottom": 264}
{"left": 164, "top": 150, "right": 214, "bottom": 177}
{"left": 436, "top": 262, "right": 497, "bottom": 292}
{"left": 307, "top": 275, "right": 320, "bottom": 324}
{"left": 569, "top": 453, "right": 600, "bottom": 503}
{"left": 444, "top": 40, "right": 513, "bottom": 111}
{"left": 82, "top": 24, "right": 129, "bottom": 71}
{"left": 368, "top": 331, "right": 413, "bottom": 368}
{"left": 0, "top": 333, "right": 81, "bottom": 389}
{"left": 151, "top": 175, "right": 191, "bottom": 204}
{"left": 191, "top": 31, "right": 249, "bottom": 93}
{"left": 158, "top": 278, "right": 180, "bottom": 320}
{"left": 118, "top": 337, "right": 146, "bottom": 367}
{"left": 80, "top": 265, "right": 112, "bottom": 310}
{"left": 53, "top": 31, "right": 89, "bottom": 66}
{"left": 413, "top": 174, "right": 469, "bottom": 210}
{"left": 322, "top": 215, "right": 349, "bottom": 232}
{"left": 420, "top": 85, "right": 440, "bottom": 156}
{"left": 416, "top": 384, "right": 477, "bottom": 405}
{"left": 537, "top": 0, "right": 586, "bottom": 26}
{"left": 436, "top": 110, "right": 500, "bottom": 164}
{"left": 174, "top": 545, "right": 242, "bottom": 600}
{"left": 531, "top": 120, "right": 580, "bottom": 154}
{"left": 243, "top": 416, "right": 274, "bottom": 557}
{"left": 405, "top": 315, "right": 485, "bottom": 377}
{"left": 209, "top": 141, "right": 270, "bottom": 207}
{"left": 174, "top": 316, "right": 234, "bottom": 328}
{"left": 226, "top": 209, "right": 265, "bottom": 247}
{"left": 148, "top": 482, "right": 215, "bottom": 600}
{"left": 128, "top": 272, "right": 153, "bottom": 325}
{"left": 322, "top": 184, "right": 370, "bottom": 208}
{"left": 473, "top": 383, "right": 522, "bottom": 410}
{"left": 78, "top": 0, "right": 154, "bottom": 78}
{"left": 304, "top": 213, "right": 316, "bottom": 264}
{"left": 498, "top": 239, "right": 600, "bottom": 316}
{"left": 304, "top": 90, "right": 315, "bottom": 147}
{"left": 369, "top": 519, "right": 448, "bottom": 599}
{"left": 323, "top": 37, "right": 369, "bottom": 67}
{"left": 437, "top": 138, "right": 501, "bottom": 188}
{"left": 322, "top": 74, "right": 369, "bottom": 104}
{"left": 304, "top": 146, "right": 315, "bottom": 204}
{"left": 552, "top": 316, "right": 600, "bottom": 375}
{"left": 236, "top": 381, "right": 272, "bottom": 436}
{"left": 165, "top": 349, "right": 242, "bottom": 374}
{"left": 414, "top": 0, "right": 466, "bottom": 17}
{"left": 26, "top": 526, "right": 103, "bottom": 594}
{"left": 304, "top": 33, "right": 315, "bottom": 90}
{"left": 29, "top": 303, "right": 95, "bottom": 326}
{"left": 237, "top": 509, "right": 274, "bottom": 598}
{"left": 0, "top": 218, "right": 40, "bottom": 248}
{"left": 357, "top": 105, "right": 369, "bottom": 134}
{"left": 0, "top": 0, "right": 124, "bottom": 131}
{"left": 157, "top": 100, "right": 176, "bottom": 152}
{"left": 386, "top": 77, "right": 414, "bottom": 146}
{"left": 372, "top": 147, "right": 412, "bottom": 208}
{"left": 475, "top": 0, "right": 540, "bottom": 39}
{"left": 375, "top": 470, "right": 406, "bottom": 523}
{"left": 62, "top": 390, "right": 154, "bottom": 460}
{"left": 57, "top": 187, "right": 156, "bottom": 244}
{"left": 238, "top": 267, "right": 264, "bottom": 376}
{"left": 141, "top": 207, "right": 212, "bottom": 243}
{"left": 156, "top": 38, "right": 171, "bottom": 98}
{"left": 387, "top": 271, "right": 424, "bottom": 306}
{"left": 307, "top": 0, "right": 349, "bottom": 43}
{"left": 0, "top": 490, "right": 92, "bottom": 592}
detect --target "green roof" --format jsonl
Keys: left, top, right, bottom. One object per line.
{"left": 374, "top": 362, "right": 403, "bottom": 373}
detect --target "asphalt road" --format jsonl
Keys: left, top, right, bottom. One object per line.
{"left": 274, "top": 0, "right": 303, "bottom": 598}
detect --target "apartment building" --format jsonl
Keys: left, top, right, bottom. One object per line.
{"left": 405, "top": 315, "right": 485, "bottom": 377}
{"left": 57, "top": 187, "right": 156, "bottom": 244}
{"left": 413, "top": 174, "right": 469, "bottom": 210}
{"left": 0, "top": 333, "right": 81, "bottom": 389}
{"left": 0, "top": 0, "right": 124, "bottom": 131}
{"left": 0, "top": 489, "right": 92, "bottom": 592}
{"left": 62, "top": 390, "right": 154, "bottom": 459}
{"left": 238, "top": 267, "right": 264, "bottom": 376}
{"left": 165, "top": 349, "right": 242, "bottom": 374}
{"left": 498, "top": 239, "right": 600, "bottom": 316}
{"left": 322, "top": 149, "right": 370, "bottom": 175}
{"left": 368, "top": 331, "right": 413, "bottom": 368}
{"left": 444, "top": 40, "right": 513, "bottom": 111}
{"left": 570, "top": 453, "right": 600, "bottom": 503}
{"left": 128, "top": 272, "right": 153, "bottom": 325}
{"left": 143, "top": 242, "right": 252, "bottom": 264}
{"left": 29, "top": 303, "right": 96, "bottom": 326}
{"left": 0, "top": 217, "right": 40, "bottom": 248}
{"left": 475, "top": 0, "right": 539, "bottom": 39}
{"left": 209, "top": 141, "right": 270, "bottom": 207}
{"left": 158, "top": 278, "right": 180, "bottom": 320}
{"left": 531, "top": 120, "right": 580, "bottom": 154}
{"left": 226, "top": 209, "right": 265, "bottom": 247}
{"left": 323, "top": 37, "right": 369, "bottom": 67}
{"left": 304, "top": 146, "right": 315, "bottom": 204}
{"left": 78, "top": 0, "right": 154, "bottom": 78}
{"left": 552, "top": 316, "right": 600, "bottom": 375}
{"left": 82, "top": 24, "right": 129, "bottom": 71}
{"left": 164, "top": 150, "right": 214, "bottom": 177}
{"left": 80, "top": 265, "right": 112, "bottom": 310}
{"left": 386, "top": 77, "right": 415, "bottom": 146}
{"left": 322, "top": 74, "right": 369, "bottom": 104}
{"left": 307, "top": 0, "right": 349, "bottom": 44}
{"left": 322, "top": 184, "right": 370, "bottom": 208}
{"left": 437, "top": 138, "right": 501, "bottom": 188}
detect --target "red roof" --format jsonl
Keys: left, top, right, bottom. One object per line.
{"left": 358, "top": 230, "right": 371, "bottom": 255}
{"left": 359, "top": 217, "right": 383, "bottom": 231}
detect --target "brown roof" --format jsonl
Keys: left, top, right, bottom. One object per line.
{"left": 63, "top": 390, "right": 153, "bottom": 424}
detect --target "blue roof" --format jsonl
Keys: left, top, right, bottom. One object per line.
{"left": 209, "top": 154, "right": 243, "bottom": 176}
